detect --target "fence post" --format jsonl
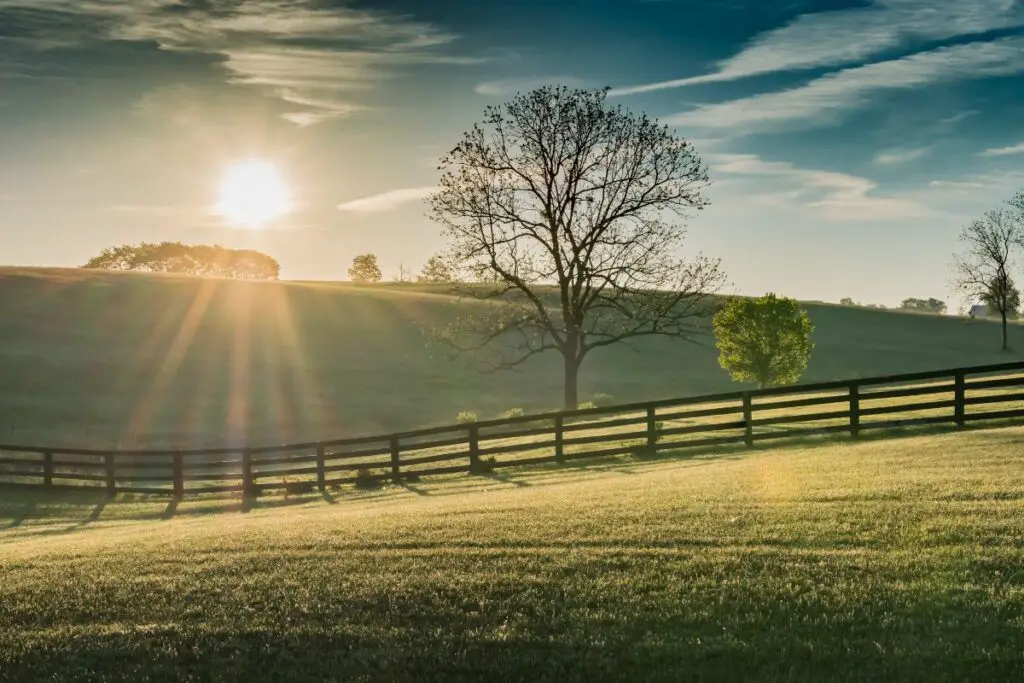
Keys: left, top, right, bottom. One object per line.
{"left": 172, "top": 453, "right": 184, "bottom": 499}
{"left": 316, "top": 445, "right": 327, "bottom": 491}
{"left": 554, "top": 415, "right": 565, "bottom": 463}
{"left": 955, "top": 372, "right": 966, "bottom": 427}
{"left": 849, "top": 382, "right": 861, "bottom": 439}
{"left": 646, "top": 406, "right": 658, "bottom": 450}
{"left": 468, "top": 424, "right": 481, "bottom": 472}
{"left": 242, "top": 449, "right": 254, "bottom": 497}
{"left": 104, "top": 452, "right": 116, "bottom": 497}
{"left": 43, "top": 451, "right": 53, "bottom": 488}
{"left": 742, "top": 393, "right": 754, "bottom": 447}
{"left": 390, "top": 436, "right": 401, "bottom": 480}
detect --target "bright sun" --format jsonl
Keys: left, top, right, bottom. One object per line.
{"left": 215, "top": 160, "right": 293, "bottom": 228}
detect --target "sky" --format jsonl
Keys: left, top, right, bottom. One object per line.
{"left": 1, "top": 0, "right": 1023, "bottom": 307}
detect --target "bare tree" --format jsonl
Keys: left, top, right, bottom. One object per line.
{"left": 428, "top": 85, "right": 725, "bottom": 408}
{"left": 954, "top": 208, "right": 1021, "bottom": 351}
{"left": 393, "top": 264, "right": 413, "bottom": 283}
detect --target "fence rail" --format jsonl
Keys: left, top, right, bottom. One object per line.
{"left": 3, "top": 361, "right": 1024, "bottom": 498}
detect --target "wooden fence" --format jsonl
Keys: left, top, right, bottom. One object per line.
{"left": 2, "top": 361, "right": 1024, "bottom": 498}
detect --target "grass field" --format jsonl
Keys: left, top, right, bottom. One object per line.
{"left": 2, "top": 427, "right": 1023, "bottom": 681}
{"left": 0, "top": 266, "right": 1021, "bottom": 449}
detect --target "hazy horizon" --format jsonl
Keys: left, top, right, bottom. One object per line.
{"left": 2, "top": 0, "right": 1023, "bottom": 308}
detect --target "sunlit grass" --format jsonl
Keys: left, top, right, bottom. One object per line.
{"left": 2, "top": 427, "right": 1023, "bottom": 681}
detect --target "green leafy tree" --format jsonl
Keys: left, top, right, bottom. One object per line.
{"left": 347, "top": 253, "right": 382, "bottom": 283}
{"left": 713, "top": 293, "right": 814, "bottom": 389}
{"left": 428, "top": 85, "right": 724, "bottom": 409}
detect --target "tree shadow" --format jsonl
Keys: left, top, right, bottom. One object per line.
{"left": 0, "top": 497, "right": 38, "bottom": 530}
{"left": 161, "top": 499, "right": 180, "bottom": 519}
{"left": 478, "top": 471, "right": 531, "bottom": 488}
{"left": 394, "top": 480, "right": 430, "bottom": 496}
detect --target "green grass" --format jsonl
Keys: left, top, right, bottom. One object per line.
{"left": 0, "top": 266, "right": 1021, "bottom": 449}
{"left": 2, "top": 427, "right": 1023, "bottom": 681}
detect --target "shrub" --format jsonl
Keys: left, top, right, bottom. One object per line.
{"left": 283, "top": 480, "right": 315, "bottom": 496}
{"left": 654, "top": 421, "right": 666, "bottom": 443}
{"left": 354, "top": 467, "right": 387, "bottom": 490}
{"left": 500, "top": 407, "right": 525, "bottom": 419}
{"left": 472, "top": 455, "right": 497, "bottom": 474}
{"left": 457, "top": 410, "right": 478, "bottom": 423}
{"left": 591, "top": 392, "right": 614, "bottom": 407}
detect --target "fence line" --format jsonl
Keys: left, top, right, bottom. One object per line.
{"left": 2, "top": 361, "right": 1024, "bottom": 498}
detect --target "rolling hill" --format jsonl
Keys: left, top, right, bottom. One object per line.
{"left": 0, "top": 266, "right": 1019, "bottom": 449}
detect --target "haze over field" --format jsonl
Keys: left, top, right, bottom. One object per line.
{"left": 0, "top": 267, "right": 1019, "bottom": 449}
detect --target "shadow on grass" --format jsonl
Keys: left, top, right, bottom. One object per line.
{"left": 3, "top": 599, "right": 1021, "bottom": 683}
{"left": 3, "top": 419, "right": 1022, "bottom": 531}
{"left": 0, "top": 497, "right": 37, "bottom": 530}
{"left": 480, "top": 471, "right": 531, "bottom": 488}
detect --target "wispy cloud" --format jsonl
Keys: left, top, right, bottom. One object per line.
{"left": 710, "top": 153, "right": 930, "bottom": 221}
{"left": 874, "top": 148, "right": 929, "bottom": 165}
{"left": 0, "top": 0, "right": 478, "bottom": 125}
{"left": 666, "top": 37, "right": 1024, "bottom": 132}
{"left": 611, "top": 0, "right": 1024, "bottom": 95}
{"left": 337, "top": 187, "right": 437, "bottom": 213}
{"left": 980, "top": 141, "right": 1024, "bottom": 156}
{"left": 475, "top": 76, "right": 588, "bottom": 97}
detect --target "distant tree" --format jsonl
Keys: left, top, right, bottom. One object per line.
{"left": 348, "top": 253, "right": 382, "bottom": 283}
{"left": 713, "top": 293, "right": 814, "bottom": 389}
{"left": 428, "top": 85, "right": 725, "bottom": 408}
{"left": 417, "top": 254, "right": 455, "bottom": 283}
{"left": 393, "top": 264, "right": 413, "bottom": 283}
{"left": 82, "top": 242, "right": 279, "bottom": 279}
{"left": 839, "top": 297, "right": 856, "bottom": 306}
{"left": 981, "top": 277, "right": 1020, "bottom": 319}
{"left": 900, "top": 297, "right": 947, "bottom": 314}
{"left": 953, "top": 208, "right": 1021, "bottom": 351}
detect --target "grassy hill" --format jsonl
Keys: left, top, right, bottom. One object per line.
{"left": 2, "top": 428, "right": 1023, "bottom": 681}
{"left": 0, "top": 266, "right": 1020, "bottom": 449}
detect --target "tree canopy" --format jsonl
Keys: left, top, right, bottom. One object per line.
{"left": 83, "top": 242, "right": 280, "bottom": 280}
{"left": 900, "top": 297, "right": 947, "bottom": 314}
{"left": 348, "top": 253, "right": 382, "bottom": 283}
{"left": 713, "top": 294, "right": 814, "bottom": 389}
{"left": 428, "top": 85, "right": 724, "bottom": 408}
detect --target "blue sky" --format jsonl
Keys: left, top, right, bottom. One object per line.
{"left": 1, "top": 0, "right": 1023, "bottom": 307}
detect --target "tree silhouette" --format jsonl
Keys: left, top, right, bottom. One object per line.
{"left": 428, "top": 85, "right": 724, "bottom": 408}
{"left": 348, "top": 253, "right": 382, "bottom": 283}
{"left": 954, "top": 208, "right": 1021, "bottom": 351}
{"left": 83, "top": 242, "right": 279, "bottom": 279}
{"left": 418, "top": 254, "right": 455, "bottom": 283}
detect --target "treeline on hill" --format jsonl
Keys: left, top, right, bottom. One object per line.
{"left": 83, "top": 242, "right": 280, "bottom": 280}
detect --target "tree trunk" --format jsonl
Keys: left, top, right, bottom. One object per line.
{"left": 563, "top": 353, "right": 580, "bottom": 410}
{"left": 1002, "top": 310, "right": 1009, "bottom": 351}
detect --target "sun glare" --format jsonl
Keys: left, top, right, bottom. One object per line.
{"left": 215, "top": 160, "right": 292, "bottom": 228}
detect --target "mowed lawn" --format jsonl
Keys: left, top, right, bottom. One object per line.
{"left": 0, "top": 266, "right": 1022, "bottom": 450}
{"left": 2, "top": 428, "right": 1023, "bottom": 682}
